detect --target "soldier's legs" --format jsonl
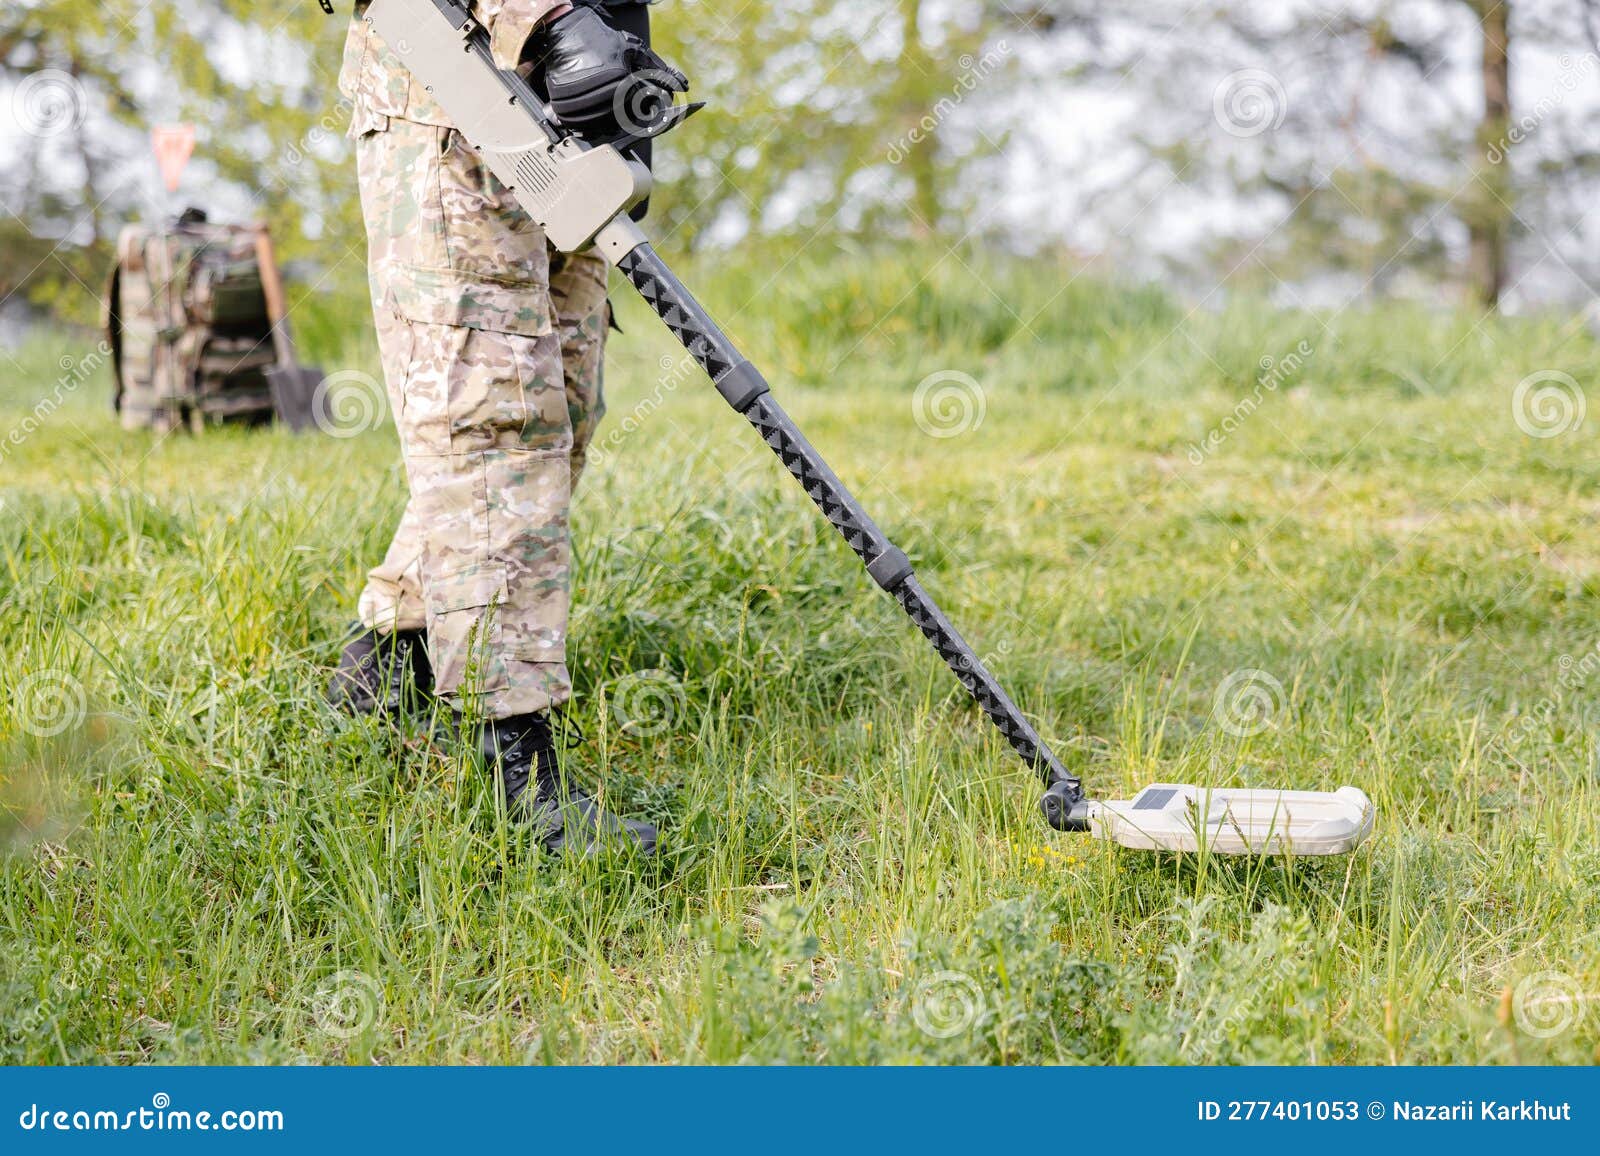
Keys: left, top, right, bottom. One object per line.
{"left": 356, "top": 305, "right": 428, "bottom": 635}
{"left": 356, "top": 118, "right": 574, "bottom": 720}
{"left": 356, "top": 498, "right": 427, "bottom": 635}
{"left": 332, "top": 32, "right": 652, "bottom": 853}
{"left": 359, "top": 247, "right": 609, "bottom": 637}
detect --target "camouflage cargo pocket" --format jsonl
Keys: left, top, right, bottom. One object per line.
{"left": 358, "top": 118, "right": 553, "bottom": 338}
{"left": 390, "top": 320, "right": 570, "bottom": 457}
{"left": 338, "top": 13, "right": 449, "bottom": 135}
{"left": 425, "top": 564, "right": 509, "bottom": 699}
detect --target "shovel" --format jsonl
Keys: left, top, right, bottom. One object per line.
{"left": 254, "top": 225, "right": 325, "bottom": 432}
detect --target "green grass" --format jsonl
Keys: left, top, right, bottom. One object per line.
{"left": 2, "top": 242, "right": 1599, "bottom": 1064}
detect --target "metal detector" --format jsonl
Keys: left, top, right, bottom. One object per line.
{"left": 361, "top": 0, "right": 1375, "bottom": 855}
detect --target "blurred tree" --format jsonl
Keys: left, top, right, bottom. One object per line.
{"left": 7, "top": 0, "right": 1598, "bottom": 322}
{"left": 1465, "top": 0, "right": 1512, "bottom": 308}
{"left": 646, "top": 0, "right": 1025, "bottom": 247}
{"left": 1129, "top": 0, "right": 1594, "bottom": 311}
{"left": 1, "top": 1, "right": 353, "bottom": 325}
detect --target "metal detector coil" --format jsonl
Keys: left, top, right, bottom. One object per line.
{"left": 1090, "top": 785, "right": 1375, "bottom": 855}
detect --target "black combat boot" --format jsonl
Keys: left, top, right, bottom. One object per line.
{"left": 479, "top": 713, "right": 658, "bottom": 856}
{"left": 325, "top": 625, "right": 434, "bottom": 717}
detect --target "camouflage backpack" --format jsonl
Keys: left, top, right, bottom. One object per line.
{"left": 104, "top": 213, "right": 291, "bottom": 432}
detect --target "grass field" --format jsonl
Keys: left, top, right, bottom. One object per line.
{"left": 2, "top": 243, "right": 1598, "bottom": 1064}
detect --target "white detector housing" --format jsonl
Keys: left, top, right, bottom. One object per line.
{"left": 1088, "top": 784, "right": 1374, "bottom": 855}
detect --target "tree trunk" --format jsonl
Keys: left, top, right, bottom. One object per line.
{"left": 899, "top": 0, "right": 939, "bottom": 235}
{"left": 70, "top": 59, "right": 100, "bottom": 247}
{"left": 1468, "top": 0, "right": 1511, "bottom": 310}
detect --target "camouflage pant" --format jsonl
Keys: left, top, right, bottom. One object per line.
{"left": 353, "top": 116, "right": 608, "bottom": 718}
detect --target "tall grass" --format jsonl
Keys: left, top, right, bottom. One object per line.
{"left": 1, "top": 242, "right": 1597, "bottom": 1063}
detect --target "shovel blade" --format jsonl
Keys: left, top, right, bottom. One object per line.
{"left": 1089, "top": 783, "right": 1374, "bottom": 856}
{"left": 266, "top": 365, "right": 326, "bottom": 433}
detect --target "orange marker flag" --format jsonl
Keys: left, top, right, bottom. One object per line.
{"left": 151, "top": 124, "right": 197, "bottom": 193}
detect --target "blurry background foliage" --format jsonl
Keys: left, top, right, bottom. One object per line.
{"left": 5, "top": 1, "right": 1600, "bottom": 331}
